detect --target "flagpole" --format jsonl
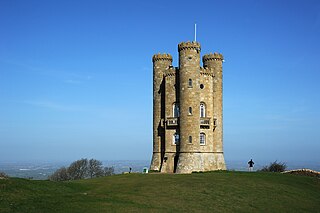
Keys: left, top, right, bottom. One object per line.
{"left": 194, "top": 23, "right": 197, "bottom": 42}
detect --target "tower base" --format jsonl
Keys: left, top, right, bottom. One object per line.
{"left": 160, "top": 152, "right": 176, "bottom": 173}
{"left": 175, "top": 152, "right": 226, "bottom": 174}
{"left": 150, "top": 152, "right": 161, "bottom": 171}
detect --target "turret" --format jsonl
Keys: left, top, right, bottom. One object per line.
{"left": 203, "top": 52, "right": 224, "bottom": 67}
{"left": 176, "top": 42, "right": 201, "bottom": 173}
{"left": 150, "top": 53, "right": 172, "bottom": 171}
{"left": 202, "top": 53, "right": 224, "bottom": 154}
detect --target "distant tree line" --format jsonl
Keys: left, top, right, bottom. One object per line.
{"left": 49, "top": 158, "right": 114, "bottom": 181}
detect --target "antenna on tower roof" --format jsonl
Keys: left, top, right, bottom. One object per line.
{"left": 194, "top": 23, "right": 197, "bottom": 42}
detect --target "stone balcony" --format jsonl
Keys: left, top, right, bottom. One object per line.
{"left": 200, "top": 117, "right": 210, "bottom": 127}
{"left": 166, "top": 117, "right": 178, "bottom": 126}
{"left": 165, "top": 117, "right": 216, "bottom": 128}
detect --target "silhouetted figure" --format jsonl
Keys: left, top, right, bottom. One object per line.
{"left": 129, "top": 167, "right": 132, "bottom": 173}
{"left": 248, "top": 159, "right": 254, "bottom": 172}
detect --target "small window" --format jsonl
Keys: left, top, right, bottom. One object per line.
{"left": 200, "top": 133, "right": 206, "bottom": 145}
{"left": 173, "top": 103, "right": 180, "bottom": 117}
{"left": 188, "top": 107, "right": 192, "bottom": 115}
{"left": 200, "top": 84, "right": 204, "bottom": 89}
{"left": 188, "top": 79, "right": 192, "bottom": 87}
{"left": 189, "top": 136, "right": 192, "bottom": 143}
{"left": 173, "top": 133, "right": 180, "bottom": 145}
{"left": 200, "top": 103, "right": 206, "bottom": 118}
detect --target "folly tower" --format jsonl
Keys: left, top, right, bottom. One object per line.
{"left": 150, "top": 41, "right": 226, "bottom": 173}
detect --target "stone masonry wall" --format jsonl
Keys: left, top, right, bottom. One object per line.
{"left": 203, "top": 53, "right": 224, "bottom": 153}
{"left": 175, "top": 42, "right": 201, "bottom": 173}
{"left": 161, "top": 67, "right": 178, "bottom": 173}
{"left": 199, "top": 69, "right": 214, "bottom": 153}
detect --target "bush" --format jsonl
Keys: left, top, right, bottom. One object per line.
{"left": 88, "top": 159, "right": 104, "bottom": 178}
{"left": 49, "top": 167, "right": 70, "bottom": 181}
{"left": 49, "top": 158, "right": 114, "bottom": 181}
{"left": 0, "top": 171, "right": 8, "bottom": 179}
{"left": 104, "top": 166, "right": 115, "bottom": 176}
{"left": 259, "top": 161, "right": 287, "bottom": 172}
{"left": 67, "top": 159, "right": 88, "bottom": 180}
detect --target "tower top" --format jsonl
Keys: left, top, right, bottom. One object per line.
{"left": 152, "top": 53, "right": 173, "bottom": 62}
{"left": 203, "top": 52, "right": 224, "bottom": 62}
{"left": 178, "top": 41, "right": 201, "bottom": 52}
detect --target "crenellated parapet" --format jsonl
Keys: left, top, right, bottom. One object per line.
{"left": 178, "top": 41, "right": 201, "bottom": 52}
{"left": 203, "top": 52, "right": 224, "bottom": 62}
{"left": 164, "top": 67, "right": 177, "bottom": 77}
{"left": 152, "top": 53, "right": 173, "bottom": 62}
{"left": 200, "top": 67, "right": 214, "bottom": 77}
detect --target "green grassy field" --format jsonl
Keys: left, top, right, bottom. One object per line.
{"left": 0, "top": 171, "right": 319, "bottom": 212}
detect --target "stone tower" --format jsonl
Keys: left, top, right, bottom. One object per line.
{"left": 150, "top": 41, "right": 226, "bottom": 173}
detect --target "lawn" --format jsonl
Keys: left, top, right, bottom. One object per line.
{"left": 0, "top": 171, "right": 319, "bottom": 212}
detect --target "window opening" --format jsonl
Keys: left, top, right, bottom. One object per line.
{"left": 188, "top": 79, "right": 192, "bottom": 87}
{"left": 173, "top": 103, "right": 180, "bottom": 117}
{"left": 173, "top": 133, "right": 180, "bottom": 145}
{"left": 200, "top": 103, "right": 206, "bottom": 118}
{"left": 200, "top": 133, "right": 206, "bottom": 145}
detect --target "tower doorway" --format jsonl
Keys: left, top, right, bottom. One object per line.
{"left": 174, "top": 154, "right": 179, "bottom": 173}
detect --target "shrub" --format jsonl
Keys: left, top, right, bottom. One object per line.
{"left": 0, "top": 171, "right": 8, "bottom": 179}
{"left": 49, "top": 158, "right": 113, "bottom": 181}
{"left": 49, "top": 167, "right": 70, "bottom": 181}
{"left": 259, "top": 161, "right": 287, "bottom": 172}
{"left": 67, "top": 158, "right": 89, "bottom": 180}
{"left": 88, "top": 159, "right": 104, "bottom": 178}
{"left": 104, "top": 166, "right": 115, "bottom": 176}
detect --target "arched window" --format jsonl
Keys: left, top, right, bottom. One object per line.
{"left": 188, "top": 107, "right": 192, "bottom": 115}
{"left": 173, "top": 103, "right": 180, "bottom": 117}
{"left": 189, "top": 136, "right": 192, "bottom": 143}
{"left": 188, "top": 79, "right": 192, "bottom": 87}
{"left": 200, "top": 103, "right": 206, "bottom": 118}
{"left": 173, "top": 133, "right": 180, "bottom": 145}
{"left": 200, "top": 133, "right": 206, "bottom": 145}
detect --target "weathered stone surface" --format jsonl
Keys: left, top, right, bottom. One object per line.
{"left": 150, "top": 42, "right": 226, "bottom": 173}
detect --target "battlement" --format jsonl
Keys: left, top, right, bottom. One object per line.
{"left": 178, "top": 41, "right": 201, "bottom": 52}
{"left": 152, "top": 53, "right": 173, "bottom": 62}
{"left": 203, "top": 53, "right": 224, "bottom": 62}
{"left": 164, "top": 67, "right": 177, "bottom": 77}
{"left": 200, "top": 67, "right": 214, "bottom": 77}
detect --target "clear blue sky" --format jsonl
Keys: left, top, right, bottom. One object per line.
{"left": 1, "top": 0, "right": 319, "bottom": 164}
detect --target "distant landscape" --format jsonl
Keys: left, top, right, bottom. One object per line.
{"left": 1, "top": 160, "right": 319, "bottom": 180}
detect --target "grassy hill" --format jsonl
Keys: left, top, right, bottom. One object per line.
{"left": 0, "top": 171, "right": 319, "bottom": 212}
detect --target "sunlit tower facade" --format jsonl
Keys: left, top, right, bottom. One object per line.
{"left": 150, "top": 41, "right": 226, "bottom": 173}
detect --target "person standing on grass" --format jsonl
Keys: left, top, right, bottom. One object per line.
{"left": 248, "top": 159, "right": 254, "bottom": 172}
